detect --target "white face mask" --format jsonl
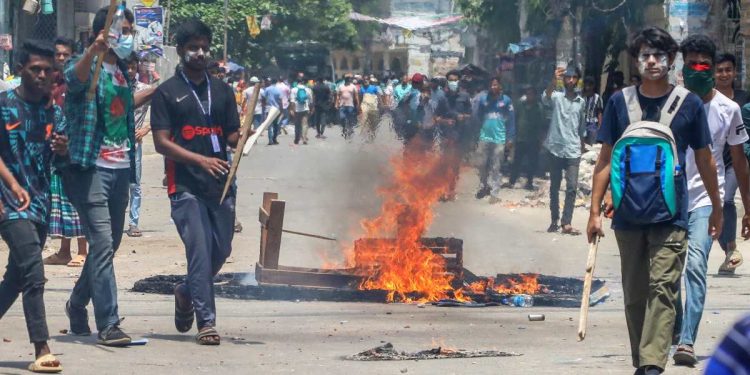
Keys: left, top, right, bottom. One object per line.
{"left": 184, "top": 48, "right": 210, "bottom": 63}
{"left": 637, "top": 47, "right": 670, "bottom": 81}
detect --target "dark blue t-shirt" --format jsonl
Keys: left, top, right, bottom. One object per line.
{"left": 0, "top": 90, "right": 66, "bottom": 225}
{"left": 597, "top": 86, "right": 711, "bottom": 230}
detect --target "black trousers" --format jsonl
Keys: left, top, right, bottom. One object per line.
{"left": 311, "top": 106, "right": 328, "bottom": 136}
{"left": 510, "top": 140, "right": 539, "bottom": 184}
{"left": 549, "top": 154, "right": 580, "bottom": 226}
{"left": 0, "top": 219, "right": 50, "bottom": 343}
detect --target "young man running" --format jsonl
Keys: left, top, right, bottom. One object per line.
{"left": 150, "top": 19, "right": 241, "bottom": 345}
{"left": 0, "top": 39, "right": 68, "bottom": 373}
{"left": 587, "top": 27, "right": 721, "bottom": 375}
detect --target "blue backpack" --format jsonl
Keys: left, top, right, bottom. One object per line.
{"left": 296, "top": 86, "right": 309, "bottom": 105}
{"left": 610, "top": 86, "right": 688, "bottom": 224}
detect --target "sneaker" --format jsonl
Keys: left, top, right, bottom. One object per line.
{"left": 234, "top": 221, "right": 243, "bottom": 233}
{"left": 673, "top": 344, "right": 697, "bottom": 367}
{"left": 97, "top": 324, "right": 132, "bottom": 347}
{"left": 475, "top": 187, "right": 490, "bottom": 199}
{"left": 547, "top": 223, "right": 560, "bottom": 233}
{"left": 65, "top": 300, "right": 91, "bottom": 336}
{"left": 635, "top": 366, "right": 662, "bottom": 375}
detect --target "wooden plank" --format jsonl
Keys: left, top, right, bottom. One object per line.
{"left": 259, "top": 192, "right": 278, "bottom": 266}
{"left": 220, "top": 82, "right": 262, "bottom": 204}
{"left": 259, "top": 207, "right": 269, "bottom": 225}
{"left": 264, "top": 200, "right": 285, "bottom": 269}
{"left": 255, "top": 263, "right": 363, "bottom": 289}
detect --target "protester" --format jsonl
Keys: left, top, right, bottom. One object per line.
{"left": 241, "top": 76, "right": 263, "bottom": 129}
{"left": 542, "top": 65, "right": 585, "bottom": 235}
{"left": 62, "top": 5, "right": 137, "bottom": 345}
{"left": 337, "top": 75, "right": 359, "bottom": 139}
{"left": 150, "top": 19, "right": 242, "bottom": 345}
{"left": 475, "top": 77, "right": 515, "bottom": 204}
{"left": 125, "top": 53, "right": 157, "bottom": 238}
{"left": 0, "top": 39, "right": 67, "bottom": 374}
{"left": 359, "top": 77, "right": 381, "bottom": 141}
{"left": 672, "top": 35, "right": 750, "bottom": 367}
{"left": 441, "top": 70, "right": 472, "bottom": 200}
{"left": 290, "top": 78, "right": 313, "bottom": 145}
{"left": 582, "top": 76, "right": 604, "bottom": 145}
{"left": 262, "top": 77, "right": 283, "bottom": 145}
{"left": 507, "top": 84, "right": 544, "bottom": 190}
{"left": 45, "top": 36, "right": 88, "bottom": 267}
{"left": 587, "top": 26, "right": 721, "bottom": 375}
{"left": 277, "top": 76, "right": 291, "bottom": 129}
{"left": 714, "top": 53, "right": 750, "bottom": 275}
{"left": 393, "top": 74, "right": 412, "bottom": 106}
{"left": 311, "top": 77, "right": 331, "bottom": 139}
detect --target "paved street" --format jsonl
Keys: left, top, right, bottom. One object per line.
{"left": 0, "top": 121, "right": 747, "bottom": 374}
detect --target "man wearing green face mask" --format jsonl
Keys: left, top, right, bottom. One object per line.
{"left": 672, "top": 34, "right": 750, "bottom": 367}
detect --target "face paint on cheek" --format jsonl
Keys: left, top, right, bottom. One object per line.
{"left": 638, "top": 54, "right": 669, "bottom": 80}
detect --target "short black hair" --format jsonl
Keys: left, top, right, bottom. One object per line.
{"left": 175, "top": 19, "right": 213, "bottom": 48}
{"left": 680, "top": 34, "right": 717, "bottom": 64}
{"left": 16, "top": 39, "right": 55, "bottom": 67}
{"left": 92, "top": 5, "right": 134, "bottom": 37}
{"left": 628, "top": 26, "right": 679, "bottom": 59}
{"left": 489, "top": 76, "right": 502, "bottom": 87}
{"left": 583, "top": 76, "right": 596, "bottom": 86}
{"left": 54, "top": 37, "right": 75, "bottom": 51}
{"left": 446, "top": 70, "right": 461, "bottom": 79}
{"left": 124, "top": 52, "right": 139, "bottom": 65}
{"left": 717, "top": 53, "right": 737, "bottom": 67}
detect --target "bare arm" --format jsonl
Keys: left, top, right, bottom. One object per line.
{"left": 586, "top": 143, "right": 612, "bottom": 243}
{"left": 694, "top": 147, "right": 723, "bottom": 238}
{"left": 226, "top": 131, "right": 240, "bottom": 149}
{"left": 730, "top": 144, "right": 750, "bottom": 239}
{"left": 134, "top": 86, "right": 156, "bottom": 108}
{"left": 74, "top": 32, "right": 108, "bottom": 84}
{"left": 0, "top": 158, "right": 30, "bottom": 213}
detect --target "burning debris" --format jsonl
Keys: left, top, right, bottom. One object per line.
{"left": 346, "top": 342, "right": 520, "bottom": 361}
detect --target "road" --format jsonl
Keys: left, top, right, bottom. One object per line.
{"left": 0, "top": 118, "right": 747, "bottom": 374}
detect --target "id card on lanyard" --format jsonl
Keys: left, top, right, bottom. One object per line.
{"left": 180, "top": 71, "right": 221, "bottom": 154}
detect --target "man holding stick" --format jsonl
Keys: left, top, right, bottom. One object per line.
{"left": 150, "top": 19, "right": 240, "bottom": 345}
{"left": 586, "top": 27, "right": 721, "bottom": 374}
{"left": 61, "top": 4, "right": 136, "bottom": 346}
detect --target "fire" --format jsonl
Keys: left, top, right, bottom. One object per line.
{"left": 465, "top": 275, "right": 542, "bottom": 296}
{"left": 354, "top": 140, "right": 463, "bottom": 302}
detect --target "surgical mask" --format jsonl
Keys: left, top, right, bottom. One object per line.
{"left": 683, "top": 63, "right": 715, "bottom": 97}
{"left": 447, "top": 81, "right": 459, "bottom": 92}
{"left": 637, "top": 48, "right": 669, "bottom": 80}
{"left": 111, "top": 34, "right": 133, "bottom": 60}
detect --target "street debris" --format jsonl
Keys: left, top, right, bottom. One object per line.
{"left": 528, "top": 314, "right": 545, "bottom": 321}
{"left": 346, "top": 342, "right": 521, "bottom": 361}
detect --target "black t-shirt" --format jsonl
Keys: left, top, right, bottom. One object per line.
{"left": 150, "top": 73, "right": 240, "bottom": 201}
{"left": 312, "top": 83, "right": 331, "bottom": 108}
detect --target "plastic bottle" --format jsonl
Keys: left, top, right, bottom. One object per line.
{"left": 502, "top": 294, "right": 534, "bottom": 307}
{"left": 108, "top": 2, "right": 126, "bottom": 43}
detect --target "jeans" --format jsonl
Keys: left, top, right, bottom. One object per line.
{"left": 293, "top": 110, "right": 310, "bottom": 144}
{"left": 252, "top": 114, "right": 262, "bottom": 129}
{"left": 311, "top": 106, "right": 327, "bottom": 135}
{"left": 170, "top": 192, "right": 235, "bottom": 329}
{"left": 549, "top": 154, "right": 580, "bottom": 226}
{"left": 129, "top": 145, "right": 143, "bottom": 227}
{"left": 477, "top": 141, "right": 505, "bottom": 198}
{"left": 615, "top": 225, "right": 687, "bottom": 369}
{"left": 510, "top": 140, "right": 539, "bottom": 185}
{"left": 62, "top": 167, "right": 129, "bottom": 331}
{"left": 0, "top": 220, "right": 49, "bottom": 343}
{"left": 719, "top": 167, "right": 737, "bottom": 252}
{"left": 674, "top": 205, "right": 714, "bottom": 346}
{"left": 339, "top": 106, "right": 356, "bottom": 137}
{"left": 267, "top": 109, "right": 281, "bottom": 144}
{"left": 280, "top": 107, "right": 290, "bottom": 126}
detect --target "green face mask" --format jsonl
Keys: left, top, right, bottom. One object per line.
{"left": 682, "top": 65, "right": 715, "bottom": 97}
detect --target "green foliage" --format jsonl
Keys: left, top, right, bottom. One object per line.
{"left": 454, "top": 0, "right": 520, "bottom": 50}
{"left": 168, "top": 0, "right": 359, "bottom": 67}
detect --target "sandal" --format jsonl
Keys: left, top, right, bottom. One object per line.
{"left": 561, "top": 225, "right": 582, "bottom": 236}
{"left": 126, "top": 225, "right": 143, "bottom": 238}
{"left": 673, "top": 344, "right": 697, "bottom": 366}
{"left": 67, "top": 254, "right": 86, "bottom": 268}
{"left": 43, "top": 252, "right": 71, "bottom": 266}
{"left": 195, "top": 327, "right": 221, "bottom": 345}
{"left": 174, "top": 285, "right": 195, "bottom": 333}
{"left": 719, "top": 249, "right": 744, "bottom": 275}
{"left": 28, "top": 353, "right": 62, "bottom": 373}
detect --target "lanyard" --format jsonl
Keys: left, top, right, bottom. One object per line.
{"left": 180, "top": 71, "right": 212, "bottom": 125}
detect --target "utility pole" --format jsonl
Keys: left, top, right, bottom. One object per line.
{"left": 223, "top": 0, "right": 228, "bottom": 62}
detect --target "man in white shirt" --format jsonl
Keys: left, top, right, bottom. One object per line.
{"left": 673, "top": 34, "right": 750, "bottom": 367}
{"left": 290, "top": 81, "right": 313, "bottom": 145}
{"left": 241, "top": 76, "right": 263, "bottom": 129}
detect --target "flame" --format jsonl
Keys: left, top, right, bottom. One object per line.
{"left": 492, "top": 274, "right": 541, "bottom": 295}
{"left": 353, "top": 140, "right": 463, "bottom": 302}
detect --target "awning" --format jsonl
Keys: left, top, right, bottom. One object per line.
{"left": 349, "top": 12, "right": 463, "bottom": 31}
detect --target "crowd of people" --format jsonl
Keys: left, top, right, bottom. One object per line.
{"left": 0, "top": 2, "right": 749, "bottom": 373}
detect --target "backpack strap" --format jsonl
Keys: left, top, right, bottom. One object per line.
{"left": 659, "top": 86, "right": 689, "bottom": 127}
{"left": 622, "top": 86, "right": 642, "bottom": 124}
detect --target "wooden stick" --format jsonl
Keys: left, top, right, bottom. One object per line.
{"left": 242, "top": 107, "right": 281, "bottom": 155}
{"left": 87, "top": 0, "right": 119, "bottom": 101}
{"left": 219, "top": 82, "right": 261, "bottom": 204}
{"left": 578, "top": 234, "right": 601, "bottom": 341}
{"left": 282, "top": 229, "right": 337, "bottom": 242}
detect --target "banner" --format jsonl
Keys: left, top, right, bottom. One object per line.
{"left": 0, "top": 35, "right": 12, "bottom": 51}
{"left": 134, "top": 6, "right": 164, "bottom": 56}
{"left": 246, "top": 16, "right": 260, "bottom": 38}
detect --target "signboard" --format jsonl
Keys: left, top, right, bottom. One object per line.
{"left": 134, "top": 6, "right": 164, "bottom": 56}
{"left": 667, "top": 0, "right": 711, "bottom": 84}
{"left": 0, "top": 35, "right": 12, "bottom": 51}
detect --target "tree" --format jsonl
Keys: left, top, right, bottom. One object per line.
{"left": 168, "top": 0, "right": 359, "bottom": 68}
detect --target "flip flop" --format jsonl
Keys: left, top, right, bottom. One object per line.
{"left": 67, "top": 254, "right": 86, "bottom": 268}
{"left": 28, "top": 353, "right": 62, "bottom": 373}
{"left": 174, "top": 285, "right": 195, "bottom": 333}
{"left": 43, "top": 252, "right": 71, "bottom": 266}
{"left": 195, "top": 327, "right": 221, "bottom": 345}
{"left": 561, "top": 226, "right": 582, "bottom": 236}
{"left": 126, "top": 226, "right": 143, "bottom": 238}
